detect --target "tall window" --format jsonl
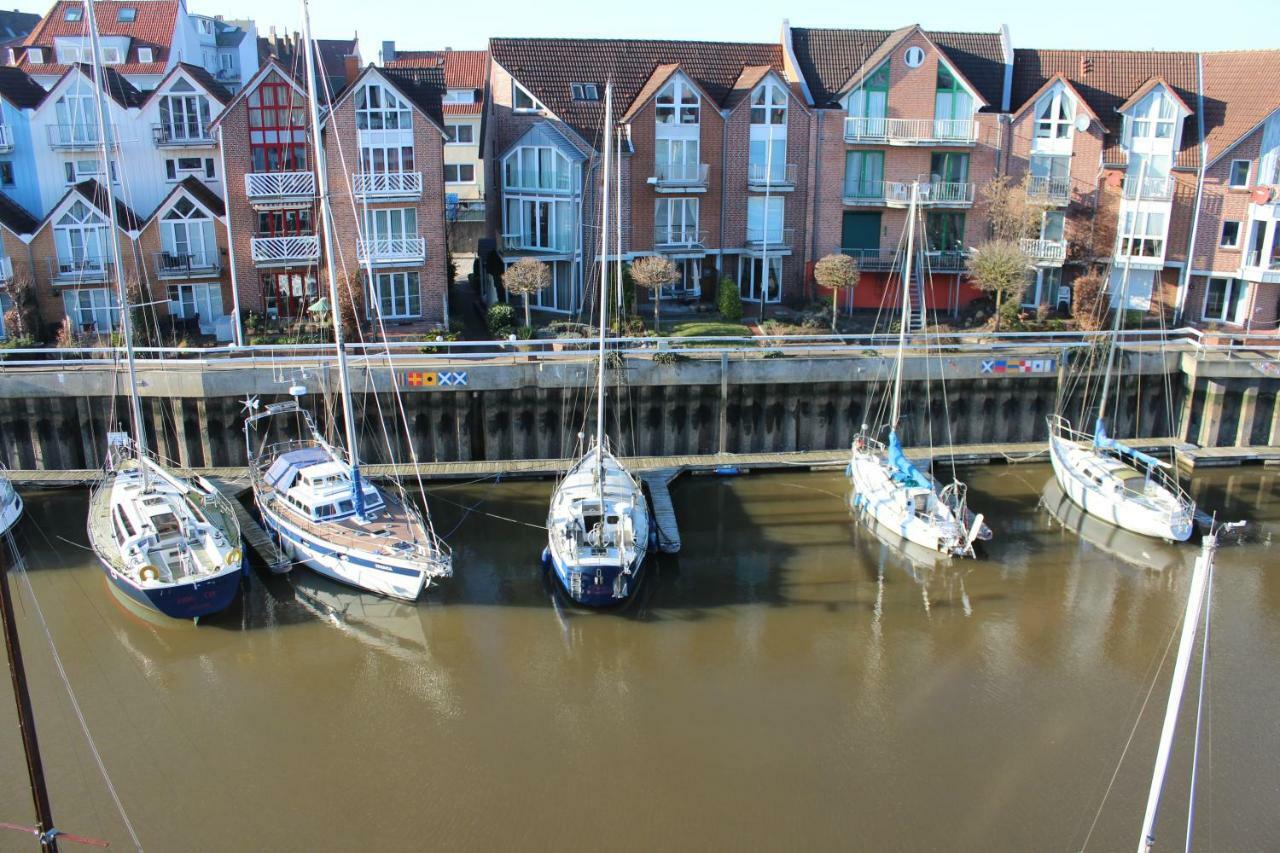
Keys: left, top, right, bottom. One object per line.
{"left": 54, "top": 201, "right": 108, "bottom": 273}
{"left": 655, "top": 138, "right": 700, "bottom": 181}
{"left": 1034, "top": 86, "right": 1074, "bottom": 139}
{"left": 1030, "top": 153, "right": 1070, "bottom": 185}
{"left": 844, "top": 151, "right": 884, "bottom": 198}
{"left": 54, "top": 92, "right": 96, "bottom": 144}
{"left": 504, "top": 197, "right": 574, "bottom": 251}
{"left": 739, "top": 256, "right": 781, "bottom": 303}
{"left": 502, "top": 146, "right": 572, "bottom": 192}
{"left": 1041, "top": 210, "right": 1066, "bottom": 243}
{"left": 167, "top": 283, "right": 222, "bottom": 332}
{"left": 934, "top": 64, "right": 973, "bottom": 127}
{"left": 751, "top": 81, "right": 787, "bottom": 125}
{"left": 747, "top": 196, "right": 784, "bottom": 243}
{"left": 847, "top": 63, "right": 889, "bottom": 120}
{"left": 62, "top": 289, "right": 119, "bottom": 331}
{"left": 363, "top": 207, "right": 417, "bottom": 242}
{"left": 161, "top": 198, "right": 216, "bottom": 266}
{"left": 369, "top": 271, "right": 420, "bottom": 320}
{"left": 247, "top": 81, "right": 308, "bottom": 172}
{"left": 360, "top": 143, "right": 414, "bottom": 174}
{"left": 159, "top": 80, "right": 211, "bottom": 141}
{"left": 656, "top": 78, "right": 699, "bottom": 125}
{"left": 930, "top": 152, "right": 969, "bottom": 185}
{"left": 356, "top": 83, "right": 411, "bottom": 131}
{"left": 1118, "top": 210, "right": 1166, "bottom": 258}
{"left": 1131, "top": 89, "right": 1177, "bottom": 140}
{"left": 750, "top": 81, "right": 788, "bottom": 184}
{"left": 654, "top": 198, "right": 699, "bottom": 244}
{"left": 263, "top": 272, "right": 316, "bottom": 319}
{"left": 926, "top": 212, "right": 966, "bottom": 253}
{"left": 1202, "top": 277, "right": 1246, "bottom": 324}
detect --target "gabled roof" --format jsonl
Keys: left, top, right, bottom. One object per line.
{"left": 1116, "top": 76, "right": 1192, "bottom": 115}
{"left": 723, "top": 65, "right": 806, "bottom": 112}
{"left": 141, "top": 62, "right": 233, "bottom": 107}
{"left": 210, "top": 58, "right": 308, "bottom": 127}
{"left": 1011, "top": 49, "right": 1202, "bottom": 168}
{"left": 384, "top": 49, "right": 488, "bottom": 116}
{"left": 145, "top": 176, "right": 226, "bottom": 226}
{"left": 489, "top": 37, "right": 785, "bottom": 145}
{"left": 787, "top": 26, "right": 1007, "bottom": 108}
{"left": 18, "top": 0, "right": 178, "bottom": 76}
{"left": 258, "top": 33, "right": 358, "bottom": 95}
{"left": 1011, "top": 73, "right": 1101, "bottom": 124}
{"left": 45, "top": 63, "right": 146, "bottom": 108}
{"left": 0, "top": 9, "right": 40, "bottom": 47}
{"left": 1200, "top": 50, "right": 1280, "bottom": 164}
{"left": 0, "top": 190, "right": 39, "bottom": 236}
{"left": 41, "top": 180, "right": 144, "bottom": 232}
{"left": 0, "top": 65, "right": 47, "bottom": 108}
{"left": 325, "top": 64, "right": 446, "bottom": 131}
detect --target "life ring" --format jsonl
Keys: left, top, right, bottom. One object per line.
{"left": 139, "top": 565, "right": 160, "bottom": 582}
{"left": 226, "top": 548, "right": 242, "bottom": 567}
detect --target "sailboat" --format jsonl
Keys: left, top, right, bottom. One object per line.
{"left": 847, "top": 181, "right": 989, "bottom": 556}
{"left": 80, "top": 0, "right": 243, "bottom": 620}
{"left": 243, "top": 0, "right": 451, "bottom": 601}
{"left": 543, "top": 83, "right": 653, "bottom": 606}
{"left": 0, "top": 465, "right": 20, "bottom": 537}
{"left": 1047, "top": 162, "right": 1194, "bottom": 542}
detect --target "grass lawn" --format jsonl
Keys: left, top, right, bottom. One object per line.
{"left": 669, "top": 320, "right": 752, "bottom": 338}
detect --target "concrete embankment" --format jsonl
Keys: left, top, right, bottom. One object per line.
{"left": 0, "top": 345, "right": 1276, "bottom": 472}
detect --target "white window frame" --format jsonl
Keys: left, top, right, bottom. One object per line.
{"left": 166, "top": 282, "right": 222, "bottom": 333}
{"left": 656, "top": 77, "right": 700, "bottom": 126}
{"left": 1201, "top": 277, "right": 1246, "bottom": 324}
{"left": 1129, "top": 89, "right": 1178, "bottom": 142}
{"left": 62, "top": 288, "right": 119, "bottom": 332}
{"left": 1034, "top": 84, "right": 1074, "bottom": 142}
{"left": 570, "top": 83, "right": 598, "bottom": 101}
{"left": 159, "top": 89, "right": 212, "bottom": 141}
{"left": 738, "top": 255, "right": 782, "bottom": 303}
{"left": 54, "top": 201, "right": 110, "bottom": 274}
{"left": 65, "top": 158, "right": 118, "bottom": 184}
{"left": 55, "top": 43, "right": 84, "bottom": 64}
{"left": 502, "top": 145, "right": 573, "bottom": 192}
{"left": 362, "top": 207, "right": 418, "bottom": 242}
{"left": 747, "top": 195, "right": 785, "bottom": 244}
{"left": 1220, "top": 220, "right": 1242, "bottom": 249}
{"left": 100, "top": 46, "right": 123, "bottom": 65}
{"left": 28, "top": 48, "right": 44, "bottom": 65}
{"left": 368, "top": 271, "right": 421, "bottom": 320}
{"left": 161, "top": 198, "right": 217, "bottom": 266}
{"left": 512, "top": 82, "right": 540, "bottom": 113}
{"left": 654, "top": 197, "right": 699, "bottom": 243}
{"left": 444, "top": 122, "right": 474, "bottom": 145}
{"left": 443, "top": 89, "right": 476, "bottom": 104}
{"left": 138, "top": 47, "right": 154, "bottom": 64}
{"left": 356, "top": 82, "right": 412, "bottom": 131}
{"left": 1228, "top": 160, "right": 1251, "bottom": 189}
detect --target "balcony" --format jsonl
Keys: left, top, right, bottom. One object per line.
{"left": 1122, "top": 175, "right": 1175, "bottom": 201}
{"left": 352, "top": 171, "right": 424, "bottom": 201}
{"left": 1027, "top": 175, "right": 1071, "bottom": 205}
{"left": 244, "top": 172, "right": 316, "bottom": 208}
{"left": 153, "top": 124, "right": 214, "bottom": 147}
{"left": 839, "top": 248, "right": 969, "bottom": 272}
{"left": 744, "top": 227, "right": 796, "bottom": 255}
{"left": 250, "top": 235, "right": 320, "bottom": 267}
{"left": 747, "top": 162, "right": 798, "bottom": 192}
{"left": 47, "top": 124, "right": 101, "bottom": 149}
{"left": 885, "top": 181, "right": 975, "bottom": 207}
{"left": 653, "top": 228, "right": 708, "bottom": 253}
{"left": 1244, "top": 250, "right": 1280, "bottom": 283}
{"left": 153, "top": 252, "right": 221, "bottom": 279}
{"left": 651, "top": 162, "right": 709, "bottom": 192}
{"left": 356, "top": 237, "right": 426, "bottom": 266}
{"left": 0, "top": 125, "right": 12, "bottom": 154}
{"left": 0, "top": 256, "right": 12, "bottom": 283}
{"left": 843, "top": 117, "right": 977, "bottom": 146}
{"left": 1020, "top": 238, "right": 1067, "bottom": 266}
{"left": 46, "top": 257, "right": 112, "bottom": 284}
{"left": 499, "top": 234, "right": 574, "bottom": 257}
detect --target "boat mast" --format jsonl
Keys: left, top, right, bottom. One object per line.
{"left": 84, "top": 0, "right": 147, "bottom": 481}
{"left": 300, "top": 0, "right": 365, "bottom": 516}
{"left": 1097, "top": 159, "right": 1149, "bottom": 429}
{"left": 594, "top": 83, "right": 612, "bottom": 492}
{"left": 890, "top": 181, "right": 919, "bottom": 431}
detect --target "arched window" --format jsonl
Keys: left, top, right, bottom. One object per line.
{"left": 54, "top": 201, "right": 108, "bottom": 274}
{"left": 751, "top": 81, "right": 787, "bottom": 125}
{"left": 159, "top": 78, "right": 212, "bottom": 142}
{"left": 656, "top": 78, "right": 699, "bottom": 125}
{"left": 356, "top": 82, "right": 412, "bottom": 131}
{"left": 1034, "top": 86, "right": 1074, "bottom": 139}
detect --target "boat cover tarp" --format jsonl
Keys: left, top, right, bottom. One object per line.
{"left": 1093, "top": 418, "right": 1165, "bottom": 469}
{"left": 888, "top": 431, "right": 931, "bottom": 490}
{"left": 264, "top": 447, "right": 330, "bottom": 490}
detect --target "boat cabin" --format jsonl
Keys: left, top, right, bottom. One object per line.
{"left": 265, "top": 448, "right": 384, "bottom": 522}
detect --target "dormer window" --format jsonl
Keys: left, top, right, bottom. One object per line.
{"left": 101, "top": 46, "right": 123, "bottom": 65}
{"left": 28, "top": 47, "right": 43, "bottom": 65}
{"left": 751, "top": 81, "right": 787, "bottom": 126}
{"left": 1133, "top": 90, "right": 1177, "bottom": 140}
{"left": 138, "top": 47, "right": 154, "bottom": 64}
{"left": 570, "top": 83, "right": 598, "bottom": 101}
{"left": 512, "top": 82, "right": 540, "bottom": 112}
{"left": 64, "top": 6, "right": 83, "bottom": 21}
{"left": 117, "top": 7, "right": 136, "bottom": 22}
{"left": 656, "top": 78, "right": 699, "bottom": 126}
{"left": 1035, "top": 86, "right": 1074, "bottom": 140}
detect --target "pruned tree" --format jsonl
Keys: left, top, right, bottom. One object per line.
{"left": 813, "top": 253, "right": 861, "bottom": 330}
{"left": 503, "top": 258, "right": 551, "bottom": 328}
{"left": 966, "top": 239, "right": 1031, "bottom": 331}
{"left": 629, "top": 254, "right": 678, "bottom": 332}
{"left": 1071, "top": 269, "right": 1107, "bottom": 331}
{"left": 980, "top": 174, "right": 1050, "bottom": 242}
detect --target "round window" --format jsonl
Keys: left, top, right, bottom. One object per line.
{"left": 904, "top": 46, "right": 925, "bottom": 68}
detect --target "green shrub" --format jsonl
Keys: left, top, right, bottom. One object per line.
{"left": 516, "top": 325, "right": 537, "bottom": 340}
{"left": 716, "top": 276, "right": 743, "bottom": 322}
{"left": 486, "top": 303, "right": 517, "bottom": 336}
{"left": 653, "top": 350, "right": 690, "bottom": 365}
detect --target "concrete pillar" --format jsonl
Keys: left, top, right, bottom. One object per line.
{"left": 1178, "top": 377, "right": 1199, "bottom": 443}
{"left": 1270, "top": 393, "right": 1280, "bottom": 447}
{"left": 717, "top": 351, "right": 728, "bottom": 455}
{"left": 75, "top": 396, "right": 99, "bottom": 468}
{"left": 1197, "top": 381, "right": 1227, "bottom": 448}
{"left": 1236, "top": 387, "right": 1259, "bottom": 448}
{"left": 25, "top": 398, "right": 44, "bottom": 469}
{"left": 173, "top": 398, "right": 193, "bottom": 469}
{"left": 195, "top": 399, "right": 216, "bottom": 468}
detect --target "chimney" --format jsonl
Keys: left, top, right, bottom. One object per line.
{"left": 344, "top": 53, "right": 359, "bottom": 85}
{"left": 381, "top": 40, "right": 395, "bottom": 63}
{"left": 1079, "top": 56, "right": 1094, "bottom": 76}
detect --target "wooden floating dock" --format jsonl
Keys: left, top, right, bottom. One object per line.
{"left": 640, "top": 468, "right": 681, "bottom": 554}
{"left": 1176, "top": 445, "right": 1280, "bottom": 471}
{"left": 203, "top": 477, "right": 290, "bottom": 574}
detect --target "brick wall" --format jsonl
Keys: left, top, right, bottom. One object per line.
{"left": 27, "top": 218, "right": 141, "bottom": 336}
{"left": 1192, "top": 126, "right": 1262, "bottom": 272}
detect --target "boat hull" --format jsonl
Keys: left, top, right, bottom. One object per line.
{"left": 0, "top": 492, "right": 21, "bottom": 537}
{"left": 847, "top": 455, "right": 966, "bottom": 555}
{"left": 1048, "top": 434, "right": 1193, "bottom": 541}
{"left": 258, "top": 497, "right": 428, "bottom": 601}
{"left": 99, "top": 553, "right": 244, "bottom": 620}
{"left": 543, "top": 546, "right": 648, "bottom": 607}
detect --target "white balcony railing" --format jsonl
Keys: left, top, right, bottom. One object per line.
{"left": 356, "top": 237, "right": 426, "bottom": 264}
{"left": 1027, "top": 175, "right": 1071, "bottom": 203}
{"left": 244, "top": 171, "right": 316, "bottom": 203}
{"left": 0, "top": 256, "right": 13, "bottom": 283}
{"left": 1020, "top": 238, "right": 1067, "bottom": 264}
{"left": 1244, "top": 250, "right": 1280, "bottom": 282}
{"left": 48, "top": 124, "right": 101, "bottom": 148}
{"left": 747, "top": 162, "right": 798, "bottom": 188}
{"left": 885, "top": 181, "right": 975, "bottom": 206}
{"left": 745, "top": 227, "right": 796, "bottom": 249}
{"left": 250, "top": 235, "right": 320, "bottom": 266}
{"left": 154, "top": 252, "right": 221, "bottom": 278}
{"left": 843, "top": 117, "right": 977, "bottom": 145}
{"left": 153, "top": 124, "right": 214, "bottom": 146}
{"left": 843, "top": 182, "right": 886, "bottom": 205}
{"left": 653, "top": 162, "right": 710, "bottom": 187}
{"left": 352, "top": 171, "right": 423, "bottom": 199}
{"left": 1122, "top": 175, "right": 1175, "bottom": 201}
{"left": 0, "top": 125, "right": 12, "bottom": 153}
{"left": 47, "top": 257, "right": 112, "bottom": 283}
{"left": 840, "top": 248, "right": 970, "bottom": 271}
{"left": 653, "top": 228, "right": 707, "bottom": 249}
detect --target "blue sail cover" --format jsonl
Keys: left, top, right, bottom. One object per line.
{"left": 888, "top": 431, "right": 932, "bottom": 489}
{"left": 264, "top": 447, "right": 330, "bottom": 490}
{"left": 1094, "top": 418, "right": 1163, "bottom": 469}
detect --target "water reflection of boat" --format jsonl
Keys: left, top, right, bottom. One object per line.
{"left": 290, "top": 573, "right": 429, "bottom": 660}
{"left": 849, "top": 489, "right": 953, "bottom": 573}
{"left": 1040, "top": 478, "right": 1187, "bottom": 572}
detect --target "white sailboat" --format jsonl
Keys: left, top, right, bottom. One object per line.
{"left": 1047, "top": 162, "right": 1194, "bottom": 542}
{"left": 847, "top": 181, "right": 989, "bottom": 556}
{"left": 543, "top": 83, "right": 652, "bottom": 606}
{"left": 79, "top": 0, "right": 243, "bottom": 620}
{"left": 0, "top": 464, "right": 23, "bottom": 537}
{"left": 243, "top": 0, "right": 451, "bottom": 601}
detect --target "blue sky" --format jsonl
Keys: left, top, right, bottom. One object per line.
{"left": 207, "top": 0, "right": 1280, "bottom": 58}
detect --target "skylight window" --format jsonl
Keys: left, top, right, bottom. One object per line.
{"left": 117, "top": 7, "right": 137, "bottom": 22}
{"left": 571, "top": 83, "right": 599, "bottom": 101}
{"left": 64, "top": 6, "right": 83, "bottom": 21}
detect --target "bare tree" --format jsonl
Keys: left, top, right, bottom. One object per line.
{"left": 966, "top": 239, "right": 1031, "bottom": 330}
{"left": 1071, "top": 269, "right": 1107, "bottom": 331}
{"left": 1, "top": 273, "right": 37, "bottom": 341}
{"left": 503, "top": 258, "right": 551, "bottom": 328}
{"left": 629, "top": 254, "right": 678, "bottom": 333}
{"left": 813, "top": 253, "right": 861, "bottom": 330}
{"left": 981, "top": 174, "right": 1050, "bottom": 242}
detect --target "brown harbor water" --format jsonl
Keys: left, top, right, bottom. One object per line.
{"left": 2, "top": 464, "right": 1279, "bottom": 852}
